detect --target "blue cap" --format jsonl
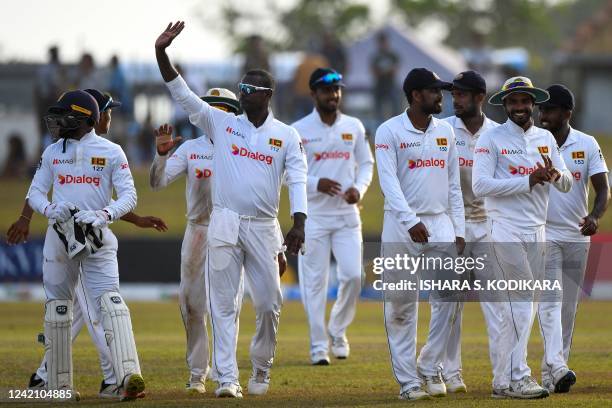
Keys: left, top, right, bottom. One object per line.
{"left": 48, "top": 90, "right": 100, "bottom": 122}
{"left": 84, "top": 89, "right": 122, "bottom": 112}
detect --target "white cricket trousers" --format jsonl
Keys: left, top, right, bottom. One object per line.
{"left": 382, "top": 212, "right": 460, "bottom": 393}
{"left": 489, "top": 221, "right": 546, "bottom": 388}
{"left": 180, "top": 222, "right": 210, "bottom": 381}
{"left": 206, "top": 209, "right": 283, "bottom": 385}
{"left": 298, "top": 213, "right": 363, "bottom": 358}
{"left": 538, "top": 240, "right": 589, "bottom": 384}
{"left": 442, "top": 220, "right": 507, "bottom": 388}
{"left": 37, "top": 275, "right": 115, "bottom": 384}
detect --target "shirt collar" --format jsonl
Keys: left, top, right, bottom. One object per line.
{"left": 504, "top": 118, "right": 536, "bottom": 137}
{"left": 402, "top": 110, "right": 438, "bottom": 134}
{"left": 238, "top": 109, "right": 275, "bottom": 130}
{"left": 312, "top": 108, "right": 343, "bottom": 127}
{"left": 562, "top": 127, "right": 579, "bottom": 148}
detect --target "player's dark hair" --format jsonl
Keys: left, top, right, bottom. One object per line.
{"left": 244, "top": 69, "right": 275, "bottom": 89}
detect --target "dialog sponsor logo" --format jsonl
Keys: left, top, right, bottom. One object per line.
{"left": 375, "top": 144, "right": 389, "bottom": 150}
{"left": 572, "top": 171, "right": 581, "bottom": 181}
{"left": 474, "top": 147, "right": 490, "bottom": 154}
{"left": 313, "top": 151, "right": 350, "bottom": 161}
{"left": 58, "top": 174, "right": 101, "bottom": 186}
{"left": 508, "top": 164, "right": 538, "bottom": 175}
{"left": 195, "top": 168, "right": 212, "bottom": 179}
{"left": 408, "top": 158, "right": 445, "bottom": 169}
{"left": 231, "top": 144, "right": 273, "bottom": 165}
{"left": 459, "top": 157, "right": 473, "bottom": 167}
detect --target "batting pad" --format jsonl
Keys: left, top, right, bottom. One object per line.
{"left": 44, "top": 300, "right": 73, "bottom": 390}
{"left": 100, "top": 292, "right": 141, "bottom": 383}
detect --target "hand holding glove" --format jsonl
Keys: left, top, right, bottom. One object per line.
{"left": 75, "top": 209, "right": 111, "bottom": 228}
{"left": 44, "top": 201, "right": 76, "bottom": 222}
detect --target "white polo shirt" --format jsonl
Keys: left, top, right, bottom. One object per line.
{"left": 375, "top": 112, "right": 465, "bottom": 238}
{"left": 150, "top": 136, "right": 214, "bottom": 225}
{"left": 546, "top": 128, "right": 608, "bottom": 242}
{"left": 166, "top": 75, "right": 308, "bottom": 218}
{"left": 472, "top": 119, "right": 573, "bottom": 234}
{"left": 27, "top": 130, "right": 137, "bottom": 222}
{"left": 444, "top": 115, "right": 499, "bottom": 223}
{"left": 291, "top": 109, "right": 374, "bottom": 216}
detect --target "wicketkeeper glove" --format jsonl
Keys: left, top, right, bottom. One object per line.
{"left": 44, "top": 201, "right": 76, "bottom": 222}
{"left": 74, "top": 209, "right": 112, "bottom": 228}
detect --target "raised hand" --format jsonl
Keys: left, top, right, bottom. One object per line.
{"left": 155, "top": 124, "right": 182, "bottom": 155}
{"left": 155, "top": 21, "right": 185, "bottom": 51}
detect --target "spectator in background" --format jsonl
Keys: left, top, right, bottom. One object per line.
{"left": 291, "top": 53, "right": 330, "bottom": 120}
{"left": 320, "top": 31, "right": 347, "bottom": 75}
{"left": 370, "top": 31, "right": 400, "bottom": 124}
{"left": 136, "top": 113, "right": 155, "bottom": 167}
{"left": 108, "top": 55, "right": 133, "bottom": 117}
{"left": 242, "top": 35, "right": 270, "bottom": 74}
{"left": 1, "top": 133, "right": 28, "bottom": 179}
{"left": 74, "top": 52, "right": 105, "bottom": 90}
{"left": 35, "top": 46, "right": 68, "bottom": 145}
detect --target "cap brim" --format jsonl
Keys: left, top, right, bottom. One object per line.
{"left": 201, "top": 96, "right": 241, "bottom": 113}
{"left": 108, "top": 101, "right": 122, "bottom": 108}
{"left": 429, "top": 80, "right": 453, "bottom": 91}
{"left": 452, "top": 82, "right": 486, "bottom": 93}
{"left": 489, "top": 87, "right": 549, "bottom": 105}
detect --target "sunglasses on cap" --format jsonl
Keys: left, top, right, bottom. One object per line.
{"left": 100, "top": 94, "right": 115, "bottom": 112}
{"left": 238, "top": 83, "right": 273, "bottom": 95}
{"left": 312, "top": 72, "right": 343, "bottom": 87}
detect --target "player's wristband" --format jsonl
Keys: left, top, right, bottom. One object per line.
{"left": 20, "top": 214, "right": 31, "bottom": 222}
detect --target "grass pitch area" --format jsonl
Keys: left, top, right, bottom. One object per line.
{"left": 1, "top": 301, "right": 611, "bottom": 407}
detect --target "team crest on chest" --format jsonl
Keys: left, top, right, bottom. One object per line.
{"left": 436, "top": 138, "right": 448, "bottom": 151}
{"left": 269, "top": 138, "right": 283, "bottom": 152}
{"left": 537, "top": 146, "right": 549, "bottom": 154}
{"left": 342, "top": 133, "right": 353, "bottom": 145}
{"left": 91, "top": 157, "right": 106, "bottom": 171}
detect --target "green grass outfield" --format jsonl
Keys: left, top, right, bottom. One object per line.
{"left": 1, "top": 301, "right": 611, "bottom": 407}
{"left": 2, "top": 135, "right": 612, "bottom": 239}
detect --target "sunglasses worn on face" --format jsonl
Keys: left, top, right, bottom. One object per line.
{"left": 238, "top": 83, "right": 273, "bottom": 95}
{"left": 312, "top": 72, "right": 343, "bottom": 86}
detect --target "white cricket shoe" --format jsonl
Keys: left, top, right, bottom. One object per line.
{"left": 445, "top": 374, "right": 467, "bottom": 393}
{"left": 207, "top": 366, "right": 218, "bottom": 382}
{"left": 506, "top": 376, "right": 549, "bottom": 399}
{"left": 491, "top": 387, "right": 511, "bottom": 399}
{"left": 186, "top": 375, "right": 206, "bottom": 394}
{"left": 311, "top": 351, "right": 330, "bottom": 365}
{"left": 422, "top": 373, "right": 446, "bottom": 397}
{"left": 215, "top": 382, "right": 243, "bottom": 398}
{"left": 248, "top": 368, "right": 270, "bottom": 396}
{"left": 553, "top": 370, "right": 576, "bottom": 394}
{"left": 399, "top": 386, "right": 431, "bottom": 401}
{"left": 330, "top": 335, "right": 350, "bottom": 359}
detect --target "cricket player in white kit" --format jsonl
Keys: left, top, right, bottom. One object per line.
{"left": 292, "top": 68, "right": 374, "bottom": 365}
{"left": 26, "top": 90, "right": 145, "bottom": 400}
{"left": 149, "top": 88, "right": 241, "bottom": 393}
{"left": 21, "top": 89, "right": 165, "bottom": 400}
{"left": 376, "top": 68, "right": 465, "bottom": 401}
{"left": 155, "top": 22, "right": 307, "bottom": 398}
{"left": 538, "top": 84, "right": 609, "bottom": 393}
{"left": 443, "top": 70, "right": 502, "bottom": 393}
{"left": 472, "top": 76, "right": 573, "bottom": 399}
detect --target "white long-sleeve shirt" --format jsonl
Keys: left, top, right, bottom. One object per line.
{"left": 375, "top": 112, "right": 465, "bottom": 238}
{"left": 291, "top": 109, "right": 374, "bottom": 216}
{"left": 444, "top": 115, "right": 499, "bottom": 223}
{"left": 546, "top": 128, "right": 608, "bottom": 242}
{"left": 166, "top": 75, "right": 307, "bottom": 218}
{"left": 27, "top": 130, "right": 136, "bottom": 222}
{"left": 150, "top": 136, "right": 214, "bottom": 225}
{"left": 472, "top": 119, "right": 573, "bottom": 233}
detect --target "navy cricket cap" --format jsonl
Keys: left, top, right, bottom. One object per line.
{"left": 452, "top": 70, "right": 486, "bottom": 94}
{"left": 309, "top": 68, "right": 345, "bottom": 90}
{"left": 403, "top": 68, "right": 452, "bottom": 95}
{"left": 48, "top": 90, "right": 100, "bottom": 122}
{"left": 84, "top": 89, "right": 122, "bottom": 112}
{"left": 539, "top": 84, "right": 574, "bottom": 110}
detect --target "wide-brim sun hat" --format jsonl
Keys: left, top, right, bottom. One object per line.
{"left": 201, "top": 88, "right": 241, "bottom": 114}
{"left": 489, "top": 76, "right": 549, "bottom": 105}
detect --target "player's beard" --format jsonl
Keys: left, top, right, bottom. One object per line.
{"left": 422, "top": 100, "right": 442, "bottom": 115}
{"left": 508, "top": 108, "right": 533, "bottom": 128}
{"left": 455, "top": 102, "right": 478, "bottom": 120}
